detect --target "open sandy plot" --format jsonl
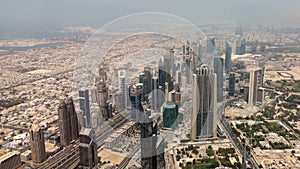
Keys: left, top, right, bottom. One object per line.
{"left": 27, "top": 69, "right": 53, "bottom": 74}
{"left": 266, "top": 66, "right": 300, "bottom": 81}
{"left": 290, "top": 66, "right": 300, "bottom": 80}
{"left": 98, "top": 149, "right": 126, "bottom": 165}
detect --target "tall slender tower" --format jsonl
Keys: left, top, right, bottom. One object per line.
{"left": 248, "top": 68, "right": 264, "bottom": 105}
{"left": 225, "top": 42, "right": 232, "bottom": 73}
{"left": 197, "top": 41, "right": 203, "bottom": 61}
{"left": 164, "top": 50, "right": 172, "bottom": 84}
{"left": 97, "top": 77, "right": 109, "bottom": 121}
{"left": 158, "top": 58, "right": 165, "bottom": 90}
{"left": 207, "top": 38, "right": 215, "bottom": 54}
{"left": 139, "top": 67, "right": 152, "bottom": 95}
{"left": 214, "top": 57, "right": 224, "bottom": 102}
{"left": 140, "top": 108, "right": 164, "bottom": 169}
{"left": 58, "top": 100, "right": 71, "bottom": 147}
{"left": 30, "top": 122, "right": 46, "bottom": 163}
{"left": 151, "top": 75, "right": 159, "bottom": 110}
{"left": 191, "top": 64, "right": 217, "bottom": 140}
{"left": 185, "top": 54, "right": 192, "bottom": 85}
{"left": 170, "top": 48, "right": 176, "bottom": 78}
{"left": 118, "top": 70, "right": 127, "bottom": 110}
{"left": 67, "top": 96, "right": 79, "bottom": 141}
{"left": 191, "top": 74, "right": 198, "bottom": 141}
{"left": 129, "top": 83, "right": 144, "bottom": 121}
{"left": 228, "top": 73, "right": 236, "bottom": 96}
{"left": 79, "top": 89, "right": 90, "bottom": 128}
{"left": 58, "top": 97, "right": 79, "bottom": 147}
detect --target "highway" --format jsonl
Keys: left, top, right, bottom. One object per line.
{"left": 117, "top": 145, "right": 140, "bottom": 169}
{"left": 36, "top": 142, "right": 79, "bottom": 169}
{"left": 94, "top": 112, "right": 130, "bottom": 147}
{"left": 220, "top": 118, "right": 259, "bottom": 169}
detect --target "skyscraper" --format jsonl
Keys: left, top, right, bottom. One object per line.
{"left": 30, "top": 122, "right": 46, "bottom": 163}
{"left": 58, "top": 96, "right": 79, "bottom": 148}
{"left": 67, "top": 96, "right": 79, "bottom": 141}
{"left": 129, "top": 83, "right": 144, "bottom": 121}
{"left": 170, "top": 48, "right": 176, "bottom": 77}
{"left": 214, "top": 57, "right": 224, "bottom": 102}
{"left": 164, "top": 49, "right": 176, "bottom": 84}
{"left": 158, "top": 58, "right": 165, "bottom": 90}
{"left": 79, "top": 89, "right": 91, "bottom": 128}
{"left": 151, "top": 75, "right": 160, "bottom": 110}
{"left": 118, "top": 70, "right": 126, "bottom": 110}
{"left": 139, "top": 67, "right": 152, "bottom": 95}
{"left": 207, "top": 38, "right": 215, "bottom": 54}
{"left": 191, "top": 64, "right": 217, "bottom": 140}
{"left": 58, "top": 100, "right": 71, "bottom": 147}
{"left": 225, "top": 42, "right": 232, "bottom": 73}
{"left": 162, "top": 101, "right": 178, "bottom": 129}
{"left": 228, "top": 73, "right": 236, "bottom": 96}
{"left": 140, "top": 109, "right": 165, "bottom": 169}
{"left": 236, "top": 39, "right": 246, "bottom": 55}
{"left": 97, "top": 76, "right": 109, "bottom": 121}
{"left": 248, "top": 68, "right": 265, "bottom": 105}
{"left": 197, "top": 41, "right": 203, "bottom": 61}
{"left": 79, "top": 128, "right": 99, "bottom": 169}
{"left": 185, "top": 54, "right": 192, "bottom": 85}
{"left": 140, "top": 109, "right": 157, "bottom": 169}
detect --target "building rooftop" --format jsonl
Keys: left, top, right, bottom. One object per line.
{"left": 0, "top": 151, "right": 19, "bottom": 163}
{"left": 79, "top": 128, "right": 92, "bottom": 136}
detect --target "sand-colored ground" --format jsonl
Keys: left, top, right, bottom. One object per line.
{"left": 27, "top": 69, "right": 53, "bottom": 74}
{"left": 98, "top": 149, "right": 126, "bottom": 165}
{"left": 265, "top": 66, "right": 300, "bottom": 81}
{"left": 225, "top": 101, "right": 259, "bottom": 118}
{"left": 253, "top": 149, "right": 300, "bottom": 169}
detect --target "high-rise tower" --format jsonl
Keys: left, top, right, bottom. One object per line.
{"left": 129, "top": 83, "right": 144, "bottom": 121}
{"left": 30, "top": 122, "right": 46, "bottom": 163}
{"left": 58, "top": 100, "right": 71, "bottom": 147}
{"left": 139, "top": 67, "right": 152, "bottom": 95}
{"left": 236, "top": 39, "right": 246, "bottom": 55}
{"left": 214, "top": 57, "right": 224, "bottom": 102}
{"left": 151, "top": 75, "right": 160, "bottom": 110}
{"left": 97, "top": 76, "right": 109, "bottom": 121}
{"left": 248, "top": 68, "right": 264, "bottom": 105}
{"left": 163, "top": 49, "right": 176, "bottom": 85}
{"left": 197, "top": 41, "right": 203, "bottom": 61}
{"left": 228, "top": 73, "right": 236, "bottom": 96}
{"left": 118, "top": 70, "right": 127, "bottom": 110}
{"left": 79, "top": 89, "right": 91, "bottom": 128}
{"left": 191, "top": 64, "right": 217, "bottom": 140}
{"left": 185, "top": 53, "right": 192, "bottom": 85}
{"left": 58, "top": 97, "right": 79, "bottom": 147}
{"left": 79, "top": 128, "right": 98, "bottom": 169}
{"left": 140, "top": 109, "right": 157, "bottom": 169}
{"left": 140, "top": 108, "right": 165, "bottom": 169}
{"left": 225, "top": 42, "right": 232, "bottom": 73}
{"left": 207, "top": 38, "right": 215, "bottom": 54}
{"left": 67, "top": 96, "right": 79, "bottom": 141}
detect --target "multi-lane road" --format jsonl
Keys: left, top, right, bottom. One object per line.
{"left": 36, "top": 142, "right": 79, "bottom": 169}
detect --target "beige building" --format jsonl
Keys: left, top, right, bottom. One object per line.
{"left": 30, "top": 122, "right": 47, "bottom": 163}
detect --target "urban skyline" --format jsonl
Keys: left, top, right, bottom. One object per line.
{"left": 1, "top": 3, "right": 300, "bottom": 169}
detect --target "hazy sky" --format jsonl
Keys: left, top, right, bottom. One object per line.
{"left": 1, "top": 0, "right": 300, "bottom": 39}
